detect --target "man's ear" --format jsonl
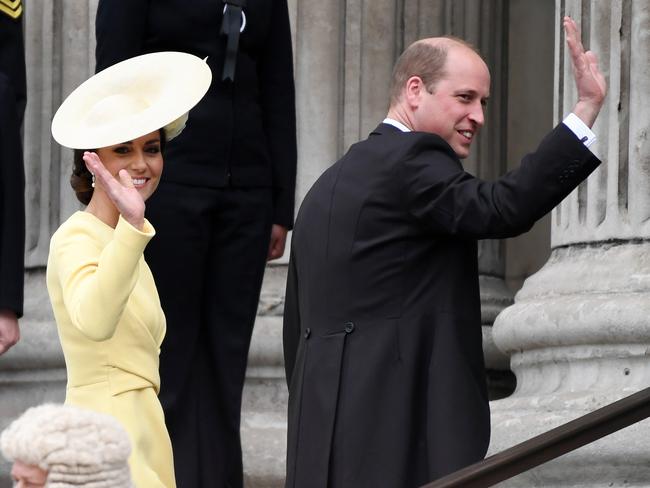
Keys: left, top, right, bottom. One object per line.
{"left": 404, "top": 76, "right": 424, "bottom": 109}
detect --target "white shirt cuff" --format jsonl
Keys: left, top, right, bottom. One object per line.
{"left": 562, "top": 113, "right": 597, "bottom": 148}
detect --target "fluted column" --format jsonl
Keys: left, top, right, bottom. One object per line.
{"left": 491, "top": 1, "right": 650, "bottom": 486}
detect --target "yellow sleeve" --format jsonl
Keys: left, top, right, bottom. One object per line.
{"left": 51, "top": 216, "right": 155, "bottom": 341}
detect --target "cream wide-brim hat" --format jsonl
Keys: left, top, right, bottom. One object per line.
{"left": 51, "top": 51, "right": 212, "bottom": 149}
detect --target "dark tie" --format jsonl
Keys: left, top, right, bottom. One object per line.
{"left": 220, "top": 0, "right": 247, "bottom": 82}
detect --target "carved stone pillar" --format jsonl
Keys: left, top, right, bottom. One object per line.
{"left": 491, "top": 1, "right": 650, "bottom": 485}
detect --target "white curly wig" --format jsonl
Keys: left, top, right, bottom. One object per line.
{"left": 0, "top": 404, "right": 133, "bottom": 488}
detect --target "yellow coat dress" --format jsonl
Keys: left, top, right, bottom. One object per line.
{"left": 46, "top": 211, "right": 175, "bottom": 488}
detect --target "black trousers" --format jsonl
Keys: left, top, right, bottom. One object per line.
{"left": 145, "top": 181, "right": 273, "bottom": 488}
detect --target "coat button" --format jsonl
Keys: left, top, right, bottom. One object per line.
{"left": 344, "top": 322, "right": 355, "bottom": 334}
{"left": 304, "top": 328, "right": 311, "bottom": 339}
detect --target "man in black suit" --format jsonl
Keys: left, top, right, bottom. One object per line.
{"left": 95, "top": 1, "right": 296, "bottom": 487}
{"left": 283, "top": 18, "right": 606, "bottom": 488}
{"left": 0, "top": 1, "right": 26, "bottom": 356}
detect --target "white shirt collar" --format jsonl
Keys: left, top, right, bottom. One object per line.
{"left": 382, "top": 117, "right": 411, "bottom": 132}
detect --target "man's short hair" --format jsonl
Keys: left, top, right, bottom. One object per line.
{"left": 388, "top": 37, "right": 481, "bottom": 106}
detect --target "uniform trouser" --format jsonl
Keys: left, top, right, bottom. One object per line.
{"left": 144, "top": 181, "right": 273, "bottom": 488}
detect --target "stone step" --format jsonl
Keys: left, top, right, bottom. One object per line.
{"left": 242, "top": 411, "right": 287, "bottom": 488}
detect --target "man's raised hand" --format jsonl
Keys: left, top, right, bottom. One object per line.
{"left": 564, "top": 16, "right": 607, "bottom": 128}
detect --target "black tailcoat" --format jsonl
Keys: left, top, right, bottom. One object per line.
{"left": 283, "top": 123, "right": 600, "bottom": 488}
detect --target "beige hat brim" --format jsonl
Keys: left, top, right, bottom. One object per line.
{"left": 51, "top": 51, "right": 212, "bottom": 149}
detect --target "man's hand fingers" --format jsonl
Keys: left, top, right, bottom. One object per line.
{"left": 563, "top": 15, "right": 607, "bottom": 127}
{"left": 563, "top": 16, "right": 582, "bottom": 49}
{"left": 564, "top": 16, "right": 587, "bottom": 73}
{"left": 586, "top": 51, "right": 602, "bottom": 82}
{"left": 563, "top": 17, "right": 604, "bottom": 98}
{"left": 566, "top": 40, "right": 586, "bottom": 75}
{"left": 585, "top": 51, "right": 599, "bottom": 69}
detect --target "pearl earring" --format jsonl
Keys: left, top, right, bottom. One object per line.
{"left": 91, "top": 173, "right": 96, "bottom": 188}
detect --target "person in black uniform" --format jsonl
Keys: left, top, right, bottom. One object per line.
{"left": 0, "top": 0, "right": 26, "bottom": 356}
{"left": 95, "top": 1, "right": 297, "bottom": 487}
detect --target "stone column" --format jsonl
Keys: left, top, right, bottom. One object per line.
{"left": 0, "top": 1, "right": 97, "bottom": 485}
{"left": 491, "top": 1, "right": 650, "bottom": 486}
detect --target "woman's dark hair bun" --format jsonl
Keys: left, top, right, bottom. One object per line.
{"left": 71, "top": 149, "right": 94, "bottom": 205}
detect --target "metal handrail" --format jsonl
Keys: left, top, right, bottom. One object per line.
{"left": 420, "top": 387, "right": 650, "bottom": 488}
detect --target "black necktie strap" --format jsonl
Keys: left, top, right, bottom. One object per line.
{"left": 220, "top": 0, "right": 247, "bottom": 82}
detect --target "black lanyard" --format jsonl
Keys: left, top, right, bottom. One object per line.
{"left": 220, "top": 0, "right": 247, "bottom": 81}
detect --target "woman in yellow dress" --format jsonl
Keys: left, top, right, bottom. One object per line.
{"left": 46, "top": 52, "right": 211, "bottom": 488}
